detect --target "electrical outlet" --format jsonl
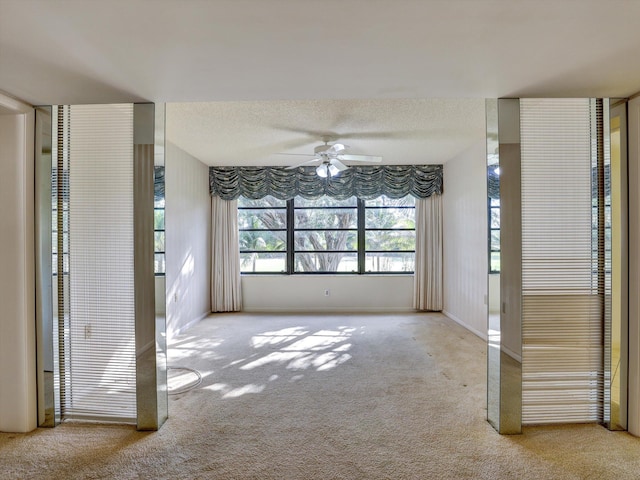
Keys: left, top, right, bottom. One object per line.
{"left": 324, "top": 289, "right": 330, "bottom": 296}
{"left": 84, "top": 324, "right": 92, "bottom": 339}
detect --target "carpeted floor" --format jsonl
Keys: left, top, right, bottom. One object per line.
{"left": 1, "top": 312, "right": 639, "bottom": 479}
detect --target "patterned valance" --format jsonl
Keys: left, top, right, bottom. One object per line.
{"left": 209, "top": 165, "right": 443, "bottom": 200}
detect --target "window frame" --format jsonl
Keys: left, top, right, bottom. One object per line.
{"left": 154, "top": 201, "right": 165, "bottom": 276}
{"left": 238, "top": 195, "right": 416, "bottom": 275}
{"left": 238, "top": 198, "right": 288, "bottom": 274}
{"left": 489, "top": 197, "right": 500, "bottom": 274}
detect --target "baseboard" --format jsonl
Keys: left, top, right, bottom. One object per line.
{"left": 442, "top": 311, "right": 523, "bottom": 362}
{"left": 501, "top": 345, "right": 522, "bottom": 363}
{"left": 168, "top": 311, "right": 211, "bottom": 338}
{"left": 241, "top": 307, "right": 417, "bottom": 314}
{"left": 442, "top": 310, "right": 487, "bottom": 341}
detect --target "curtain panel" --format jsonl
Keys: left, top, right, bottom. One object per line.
{"left": 209, "top": 165, "right": 443, "bottom": 200}
{"left": 413, "top": 194, "right": 443, "bottom": 311}
{"left": 211, "top": 196, "right": 242, "bottom": 312}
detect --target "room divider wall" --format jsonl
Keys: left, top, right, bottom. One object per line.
{"left": 36, "top": 103, "right": 167, "bottom": 430}
{"left": 487, "top": 98, "right": 625, "bottom": 432}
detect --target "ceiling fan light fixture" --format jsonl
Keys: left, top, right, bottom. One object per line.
{"left": 316, "top": 163, "right": 329, "bottom": 178}
{"left": 328, "top": 164, "right": 340, "bottom": 177}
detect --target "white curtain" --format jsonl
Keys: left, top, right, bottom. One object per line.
{"left": 211, "top": 196, "right": 242, "bottom": 312}
{"left": 413, "top": 194, "right": 443, "bottom": 311}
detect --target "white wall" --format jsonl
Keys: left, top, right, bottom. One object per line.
{"left": 0, "top": 103, "right": 37, "bottom": 432}
{"left": 242, "top": 275, "right": 414, "bottom": 312}
{"left": 442, "top": 141, "right": 488, "bottom": 339}
{"left": 165, "top": 142, "right": 211, "bottom": 339}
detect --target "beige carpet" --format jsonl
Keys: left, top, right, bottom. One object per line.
{"left": 1, "top": 312, "right": 639, "bottom": 479}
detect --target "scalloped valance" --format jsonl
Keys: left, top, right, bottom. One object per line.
{"left": 209, "top": 165, "right": 443, "bottom": 200}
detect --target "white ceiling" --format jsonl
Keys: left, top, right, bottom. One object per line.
{"left": 2, "top": 0, "right": 640, "bottom": 165}
{"left": 166, "top": 98, "right": 485, "bottom": 165}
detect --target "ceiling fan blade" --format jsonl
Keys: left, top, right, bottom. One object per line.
{"left": 285, "top": 158, "right": 321, "bottom": 169}
{"left": 329, "top": 158, "right": 349, "bottom": 172}
{"left": 273, "top": 152, "right": 316, "bottom": 157}
{"left": 326, "top": 143, "right": 347, "bottom": 155}
{"left": 338, "top": 154, "right": 383, "bottom": 163}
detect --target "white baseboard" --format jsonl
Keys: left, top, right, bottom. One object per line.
{"left": 443, "top": 310, "right": 523, "bottom": 362}
{"left": 442, "top": 310, "right": 487, "bottom": 341}
{"left": 501, "top": 345, "right": 522, "bottom": 363}
{"left": 168, "top": 311, "right": 211, "bottom": 338}
{"left": 241, "top": 307, "right": 417, "bottom": 314}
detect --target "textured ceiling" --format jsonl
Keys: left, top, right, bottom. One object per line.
{"left": 1, "top": 0, "right": 640, "bottom": 166}
{"left": 166, "top": 98, "right": 486, "bottom": 166}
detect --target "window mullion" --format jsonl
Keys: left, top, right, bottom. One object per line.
{"left": 357, "top": 198, "right": 365, "bottom": 274}
{"left": 287, "top": 198, "right": 294, "bottom": 274}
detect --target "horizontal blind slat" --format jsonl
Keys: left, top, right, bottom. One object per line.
{"left": 66, "top": 104, "right": 136, "bottom": 422}
{"left": 520, "top": 98, "right": 603, "bottom": 425}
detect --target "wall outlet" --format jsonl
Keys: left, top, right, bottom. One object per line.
{"left": 84, "top": 324, "right": 92, "bottom": 339}
{"left": 324, "top": 289, "right": 330, "bottom": 297}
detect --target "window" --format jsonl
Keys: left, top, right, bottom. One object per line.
{"left": 365, "top": 195, "right": 415, "bottom": 273}
{"left": 154, "top": 197, "right": 165, "bottom": 275}
{"left": 294, "top": 196, "right": 358, "bottom": 272}
{"left": 489, "top": 197, "right": 500, "bottom": 273}
{"left": 238, "top": 195, "right": 415, "bottom": 274}
{"left": 238, "top": 196, "right": 287, "bottom": 273}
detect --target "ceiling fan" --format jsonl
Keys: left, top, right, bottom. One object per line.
{"left": 284, "top": 137, "right": 382, "bottom": 177}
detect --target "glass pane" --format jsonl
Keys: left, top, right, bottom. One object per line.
{"left": 294, "top": 230, "right": 357, "bottom": 251}
{"left": 365, "top": 195, "right": 415, "bottom": 207}
{"left": 154, "top": 231, "right": 165, "bottom": 252}
{"left": 294, "top": 208, "right": 357, "bottom": 228}
{"left": 490, "top": 207, "right": 500, "bottom": 228}
{"left": 154, "top": 209, "right": 165, "bottom": 230}
{"left": 238, "top": 195, "right": 286, "bottom": 208}
{"left": 365, "top": 252, "right": 414, "bottom": 272}
{"left": 240, "top": 252, "right": 286, "bottom": 273}
{"left": 294, "top": 252, "right": 358, "bottom": 273}
{"left": 490, "top": 231, "right": 500, "bottom": 251}
{"left": 240, "top": 230, "right": 286, "bottom": 251}
{"left": 238, "top": 209, "right": 287, "bottom": 229}
{"left": 154, "top": 253, "right": 165, "bottom": 275}
{"left": 365, "top": 208, "right": 415, "bottom": 229}
{"left": 154, "top": 198, "right": 165, "bottom": 209}
{"left": 490, "top": 251, "right": 500, "bottom": 273}
{"left": 490, "top": 198, "right": 500, "bottom": 207}
{"left": 295, "top": 196, "right": 357, "bottom": 207}
{"left": 365, "top": 231, "right": 415, "bottom": 251}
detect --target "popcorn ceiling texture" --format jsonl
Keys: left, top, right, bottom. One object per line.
{"left": 166, "top": 98, "right": 486, "bottom": 167}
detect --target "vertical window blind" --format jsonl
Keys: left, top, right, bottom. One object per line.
{"left": 62, "top": 104, "right": 137, "bottom": 422}
{"left": 520, "top": 98, "right": 604, "bottom": 424}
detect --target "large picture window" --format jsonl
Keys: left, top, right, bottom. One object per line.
{"left": 238, "top": 195, "right": 415, "bottom": 274}
{"left": 238, "top": 196, "right": 287, "bottom": 273}
{"left": 365, "top": 195, "right": 415, "bottom": 273}
{"left": 294, "top": 196, "right": 358, "bottom": 273}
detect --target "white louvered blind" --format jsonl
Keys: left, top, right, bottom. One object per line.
{"left": 66, "top": 104, "right": 137, "bottom": 422}
{"left": 520, "top": 98, "right": 603, "bottom": 424}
